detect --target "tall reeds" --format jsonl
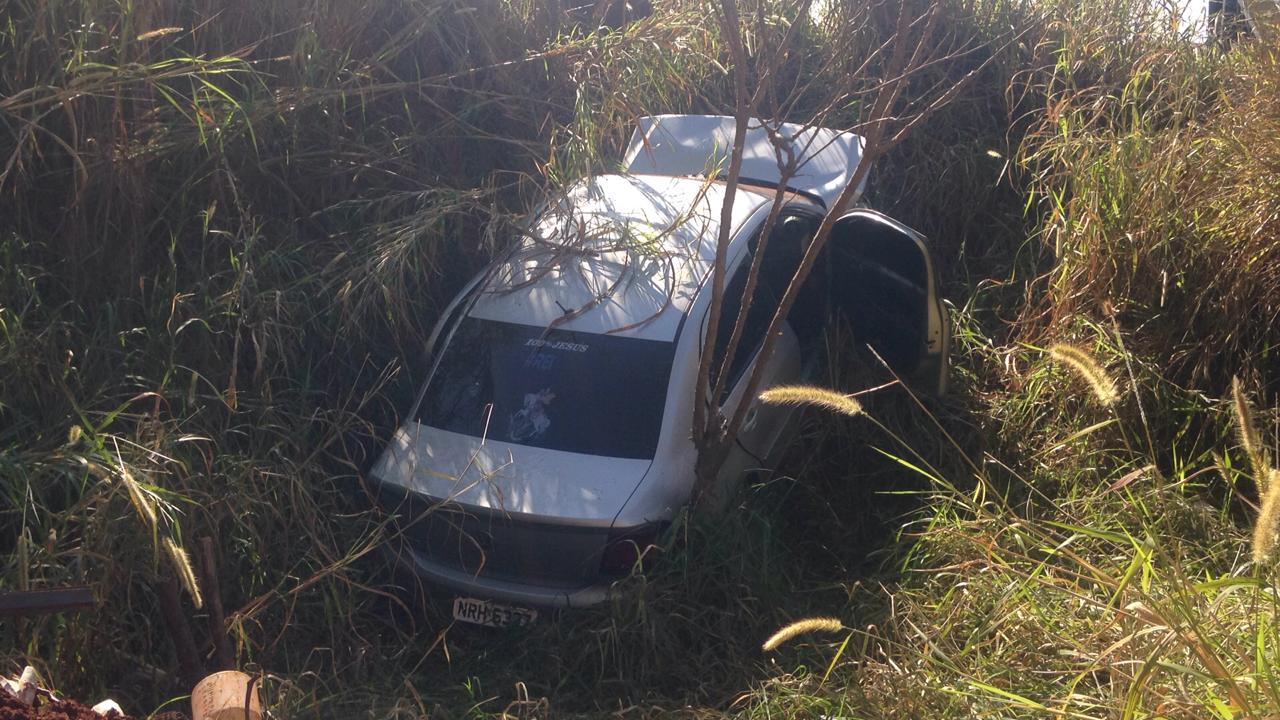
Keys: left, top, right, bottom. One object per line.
{"left": 1233, "top": 377, "right": 1280, "bottom": 565}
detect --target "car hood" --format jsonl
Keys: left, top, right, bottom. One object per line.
{"left": 371, "top": 422, "right": 652, "bottom": 523}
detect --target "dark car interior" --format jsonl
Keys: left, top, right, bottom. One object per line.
{"left": 824, "top": 214, "right": 930, "bottom": 375}
{"left": 712, "top": 211, "right": 823, "bottom": 396}
{"left": 713, "top": 209, "right": 933, "bottom": 385}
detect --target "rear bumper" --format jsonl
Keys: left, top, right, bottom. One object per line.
{"left": 384, "top": 540, "right": 612, "bottom": 608}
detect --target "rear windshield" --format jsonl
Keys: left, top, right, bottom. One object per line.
{"left": 415, "top": 318, "right": 675, "bottom": 459}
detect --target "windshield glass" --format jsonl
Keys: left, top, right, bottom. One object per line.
{"left": 415, "top": 317, "right": 675, "bottom": 459}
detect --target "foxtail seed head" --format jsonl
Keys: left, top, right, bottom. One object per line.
{"left": 1232, "top": 376, "right": 1268, "bottom": 489}
{"left": 1048, "top": 344, "right": 1119, "bottom": 406}
{"left": 120, "top": 467, "right": 159, "bottom": 530}
{"left": 762, "top": 617, "right": 845, "bottom": 651}
{"left": 759, "top": 385, "right": 863, "bottom": 417}
{"left": 164, "top": 537, "right": 204, "bottom": 609}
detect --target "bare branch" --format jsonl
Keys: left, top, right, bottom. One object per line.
{"left": 691, "top": 0, "right": 1030, "bottom": 502}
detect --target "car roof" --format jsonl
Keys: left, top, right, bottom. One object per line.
{"left": 467, "top": 174, "right": 774, "bottom": 341}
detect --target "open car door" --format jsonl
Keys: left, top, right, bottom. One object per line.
{"left": 826, "top": 209, "right": 949, "bottom": 394}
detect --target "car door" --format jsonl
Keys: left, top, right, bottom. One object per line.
{"left": 703, "top": 209, "right": 816, "bottom": 507}
{"left": 730, "top": 211, "right": 823, "bottom": 458}
{"left": 825, "top": 209, "right": 949, "bottom": 394}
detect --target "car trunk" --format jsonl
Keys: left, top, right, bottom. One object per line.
{"left": 370, "top": 423, "right": 656, "bottom": 585}
{"left": 373, "top": 481, "right": 614, "bottom": 585}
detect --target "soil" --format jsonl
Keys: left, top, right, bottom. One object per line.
{"left": 0, "top": 692, "right": 135, "bottom": 720}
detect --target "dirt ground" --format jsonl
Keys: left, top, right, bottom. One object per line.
{"left": 0, "top": 692, "right": 135, "bottom": 720}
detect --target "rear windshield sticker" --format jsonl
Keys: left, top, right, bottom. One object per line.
{"left": 525, "top": 338, "right": 589, "bottom": 353}
{"left": 508, "top": 388, "right": 555, "bottom": 442}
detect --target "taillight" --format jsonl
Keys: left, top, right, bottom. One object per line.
{"left": 600, "top": 522, "right": 667, "bottom": 576}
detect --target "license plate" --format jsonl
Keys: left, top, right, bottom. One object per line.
{"left": 452, "top": 597, "right": 538, "bottom": 628}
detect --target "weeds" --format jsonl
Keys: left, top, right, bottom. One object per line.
{"left": 3, "top": 0, "right": 1279, "bottom": 717}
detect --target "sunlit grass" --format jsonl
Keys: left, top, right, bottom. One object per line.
{"left": 2, "top": 0, "right": 1279, "bottom": 717}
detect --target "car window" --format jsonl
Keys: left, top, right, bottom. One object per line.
{"left": 710, "top": 212, "right": 816, "bottom": 397}
{"left": 416, "top": 318, "right": 675, "bottom": 459}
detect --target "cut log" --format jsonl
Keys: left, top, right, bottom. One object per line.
{"left": 157, "top": 575, "right": 205, "bottom": 687}
{"left": 199, "top": 537, "right": 235, "bottom": 670}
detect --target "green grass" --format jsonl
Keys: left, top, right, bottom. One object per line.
{"left": 3, "top": 0, "right": 1280, "bottom": 717}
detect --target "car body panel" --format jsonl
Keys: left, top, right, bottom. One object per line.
{"left": 706, "top": 322, "right": 803, "bottom": 512}
{"left": 372, "top": 424, "right": 653, "bottom": 522}
{"left": 469, "top": 174, "right": 770, "bottom": 341}
{"left": 372, "top": 175, "right": 782, "bottom": 524}
{"left": 384, "top": 534, "right": 611, "bottom": 608}
{"left": 625, "top": 115, "right": 866, "bottom": 209}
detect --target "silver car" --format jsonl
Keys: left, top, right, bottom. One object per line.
{"left": 370, "top": 115, "right": 949, "bottom": 625}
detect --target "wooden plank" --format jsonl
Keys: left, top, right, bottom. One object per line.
{"left": 0, "top": 586, "right": 95, "bottom": 616}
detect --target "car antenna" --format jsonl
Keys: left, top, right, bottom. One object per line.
{"left": 555, "top": 300, "right": 571, "bottom": 316}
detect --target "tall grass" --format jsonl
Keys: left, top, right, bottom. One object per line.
{"left": 734, "top": 4, "right": 1280, "bottom": 718}
{"left": 757, "top": 8, "right": 1280, "bottom": 717}
{"left": 3, "top": 0, "right": 1279, "bottom": 717}
{"left": 0, "top": 0, "right": 726, "bottom": 709}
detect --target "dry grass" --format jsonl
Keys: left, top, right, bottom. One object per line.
{"left": 4, "top": 0, "right": 1280, "bottom": 718}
